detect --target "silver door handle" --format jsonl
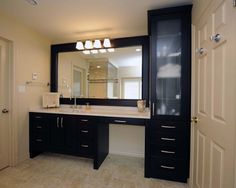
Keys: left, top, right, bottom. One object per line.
{"left": 57, "top": 117, "right": 59, "bottom": 128}
{"left": 2, "top": 109, "right": 9, "bottom": 113}
{"left": 81, "top": 144, "right": 89, "bottom": 148}
{"left": 152, "top": 103, "right": 155, "bottom": 117}
{"left": 35, "top": 139, "right": 43, "bottom": 142}
{"left": 61, "top": 117, "right": 63, "bottom": 128}
{"left": 210, "top": 33, "right": 221, "bottom": 42}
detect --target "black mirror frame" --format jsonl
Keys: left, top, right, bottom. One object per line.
{"left": 51, "top": 36, "right": 149, "bottom": 106}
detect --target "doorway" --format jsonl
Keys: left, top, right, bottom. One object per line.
{"left": 0, "top": 38, "right": 12, "bottom": 170}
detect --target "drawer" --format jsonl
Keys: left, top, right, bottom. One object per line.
{"left": 31, "top": 133, "right": 49, "bottom": 149}
{"left": 150, "top": 144, "right": 188, "bottom": 158}
{"left": 78, "top": 141, "right": 93, "bottom": 157}
{"left": 150, "top": 156, "right": 188, "bottom": 182}
{"left": 150, "top": 130, "right": 188, "bottom": 147}
{"left": 150, "top": 120, "right": 189, "bottom": 134}
{"left": 105, "top": 117, "right": 146, "bottom": 126}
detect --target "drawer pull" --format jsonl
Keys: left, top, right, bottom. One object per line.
{"left": 114, "top": 120, "right": 127, "bottom": 123}
{"left": 36, "top": 126, "right": 42, "bottom": 129}
{"left": 81, "top": 144, "right": 89, "bottom": 148}
{"left": 81, "top": 119, "right": 88, "bottom": 122}
{"left": 81, "top": 130, "right": 88, "bottom": 133}
{"left": 161, "top": 150, "right": 175, "bottom": 154}
{"left": 35, "top": 116, "right": 41, "bottom": 119}
{"left": 61, "top": 117, "right": 63, "bottom": 128}
{"left": 161, "top": 137, "right": 176, "bottom": 141}
{"left": 160, "top": 165, "right": 175, "bottom": 170}
{"left": 161, "top": 125, "right": 176, "bottom": 129}
{"left": 36, "top": 139, "right": 43, "bottom": 142}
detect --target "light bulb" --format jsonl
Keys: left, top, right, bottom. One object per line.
{"left": 85, "top": 40, "right": 93, "bottom": 49}
{"left": 93, "top": 39, "right": 102, "bottom": 48}
{"left": 103, "top": 38, "right": 111, "bottom": 48}
{"left": 76, "top": 41, "right": 84, "bottom": 50}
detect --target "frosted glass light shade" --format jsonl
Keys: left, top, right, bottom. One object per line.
{"left": 76, "top": 41, "right": 84, "bottom": 50}
{"left": 93, "top": 40, "right": 102, "bottom": 48}
{"left": 85, "top": 40, "right": 93, "bottom": 49}
{"left": 103, "top": 38, "right": 111, "bottom": 48}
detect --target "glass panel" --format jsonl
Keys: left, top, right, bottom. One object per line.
{"left": 156, "top": 19, "right": 181, "bottom": 116}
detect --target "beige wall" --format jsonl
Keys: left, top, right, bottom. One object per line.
{"left": 0, "top": 12, "right": 51, "bottom": 163}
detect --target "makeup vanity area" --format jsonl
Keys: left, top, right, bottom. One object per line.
{"left": 29, "top": 5, "right": 191, "bottom": 183}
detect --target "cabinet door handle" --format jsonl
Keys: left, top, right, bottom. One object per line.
{"left": 81, "top": 119, "right": 88, "bottom": 122}
{"left": 35, "top": 116, "right": 41, "bottom": 119}
{"left": 36, "top": 139, "right": 43, "bottom": 142}
{"left": 81, "top": 144, "right": 89, "bottom": 148}
{"left": 61, "top": 117, "right": 63, "bottom": 128}
{"left": 152, "top": 103, "right": 155, "bottom": 117}
{"left": 114, "top": 120, "right": 127, "bottom": 123}
{"left": 57, "top": 117, "right": 59, "bottom": 128}
{"left": 161, "top": 150, "right": 175, "bottom": 154}
{"left": 161, "top": 125, "right": 176, "bottom": 129}
{"left": 161, "top": 137, "right": 176, "bottom": 141}
{"left": 160, "top": 165, "right": 175, "bottom": 170}
{"left": 81, "top": 130, "right": 88, "bottom": 133}
{"left": 36, "top": 126, "right": 42, "bottom": 129}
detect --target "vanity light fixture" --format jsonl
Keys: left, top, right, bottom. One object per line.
{"left": 76, "top": 38, "right": 114, "bottom": 54}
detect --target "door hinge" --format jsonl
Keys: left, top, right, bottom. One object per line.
{"left": 234, "top": 0, "right": 236, "bottom": 7}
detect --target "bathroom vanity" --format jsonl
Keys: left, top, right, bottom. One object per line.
{"left": 29, "top": 106, "right": 150, "bottom": 170}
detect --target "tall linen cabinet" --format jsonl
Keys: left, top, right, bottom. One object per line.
{"left": 146, "top": 5, "right": 192, "bottom": 182}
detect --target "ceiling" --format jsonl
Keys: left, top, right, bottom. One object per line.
{"left": 0, "top": 0, "right": 192, "bottom": 43}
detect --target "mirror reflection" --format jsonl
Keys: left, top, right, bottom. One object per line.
{"left": 58, "top": 46, "right": 142, "bottom": 99}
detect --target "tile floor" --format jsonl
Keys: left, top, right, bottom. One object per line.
{"left": 0, "top": 153, "right": 188, "bottom": 188}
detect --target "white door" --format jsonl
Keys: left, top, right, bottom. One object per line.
{"left": 0, "top": 38, "right": 10, "bottom": 170}
{"left": 192, "top": 0, "right": 236, "bottom": 187}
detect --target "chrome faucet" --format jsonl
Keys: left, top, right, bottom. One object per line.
{"left": 74, "top": 96, "right": 77, "bottom": 109}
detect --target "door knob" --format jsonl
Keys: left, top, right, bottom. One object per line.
{"left": 2, "top": 109, "right": 9, "bottom": 113}
{"left": 191, "top": 116, "right": 199, "bottom": 123}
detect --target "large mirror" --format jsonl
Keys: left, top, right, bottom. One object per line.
{"left": 51, "top": 36, "right": 149, "bottom": 106}
{"left": 58, "top": 46, "right": 142, "bottom": 99}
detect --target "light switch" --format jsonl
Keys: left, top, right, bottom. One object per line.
{"left": 32, "top": 73, "right": 37, "bottom": 80}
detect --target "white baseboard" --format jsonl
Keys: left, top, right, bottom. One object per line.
{"left": 109, "top": 151, "right": 144, "bottom": 158}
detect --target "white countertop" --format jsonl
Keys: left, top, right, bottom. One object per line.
{"left": 29, "top": 105, "right": 150, "bottom": 119}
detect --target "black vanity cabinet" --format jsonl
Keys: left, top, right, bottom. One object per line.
{"left": 29, "top": 112, "right": 109, "bottom": 169}
{"left": 147, "top": 5, "right": 192, "bottom": 182}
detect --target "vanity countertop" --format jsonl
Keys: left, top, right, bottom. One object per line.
{"left": 29, "top": 105, "right": 150, "bottom": 119}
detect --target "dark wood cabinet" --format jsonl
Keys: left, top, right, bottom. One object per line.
{"left": 147, "top": 5, "right": 192, "bottom": 183}
{"left": 29, "top": 112, "right": 109, "bottom": 169}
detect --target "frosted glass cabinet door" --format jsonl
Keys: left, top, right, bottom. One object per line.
{"left": 156, "top": 19, "right": 181, "bottom": 116}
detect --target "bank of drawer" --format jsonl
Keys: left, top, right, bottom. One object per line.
{"left": 30, "top": 113, "right": 48, "bottom": 132}
{"left": 150, "top": 144, "right": 187, "bottom": 158}
{"left": 150, "top": 156, "right": 188, "bottom": 182}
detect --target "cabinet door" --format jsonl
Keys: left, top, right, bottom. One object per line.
{"left": 50, "top": 115, "right": 77, "bottom": 153}
{"left": 50, "top": 115, "right": 64, "bottom": 151}
{"left": 149, "top": 7, "right": 191, "bottom": 121}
